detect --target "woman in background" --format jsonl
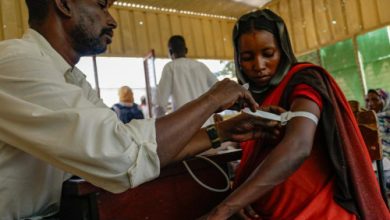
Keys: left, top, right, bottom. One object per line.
{"left": 366, "top": 88, "right": 390, "bottom": 190}
{"left": 204, "top": 9, "right": 389, "bottom": 220}
{"left": 366, "top": 88, "right": 390, "bottom": 156}
{"left": 112, "top": 86, "right": 144, "bottom": 123}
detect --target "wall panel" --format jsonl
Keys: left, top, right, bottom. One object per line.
{"left": 18, "top": 0, "right": 28, "bottom": 31}
{"left": 301, "top": 0, "right": 319, "bottom": 49}
{"left": 376, "top": 0, "right": 390, "bottom": 24}
{"left": 146, "top": 13, "right": 163, "bottom": 56}
{"left": 191, "top": 18, "right": 206, "bottom": 57}
{"left": 1, "top": 0, "right": 23, "bottom": 39}
{"left": 278, "top": 0, "right": 295, "bottom": 51}
{"left": 343, "top": 0, "right": 362, "bottom": 35}
{"left": 267, "top": 0, "right": 390, "bottom": 56}
{"left": 157, "top": 13, "right": 172, "bottom": 57}
{"left": 108, "top": 8, "right": 123, "bottom": 55}
{"left": 359, "top": 0, "right": 379, "bottom": 30}
{"left": 2, "top": 1, "right": 389, "bottom": 59}
{"left": 133, "top": 11, "right": 149, "bottom": 56}
{"left": 227, "top": 21, "right": 235, "bottom": 56}
{"left": 118, "top": 9, "right": 137, "bottom": 56}
{"left": 211, "top": 20, "right": 225, "bottom": 59}
{"left": 327, "top": 0, "right": 347, "bottom": 40}
{"left": 268, "top": 3, "right": 279, "bottom": 15}
{"left": 313, "top": 0, "right": 333, "bottom": 45}
{"left": 169, "top": 14, "right": 182, "bottom": 36}
{"left": 202, "top": 19, "right": 216, "bottom": 58}
{"left": 180, "top": 16, "right": 195, "bottom": 57}
{"left": 289, "top": 0, "right": 307, "bottom": 53}
{"left": 221, "top": 21, "right": 234, "bottom": 58}
{"left": 0, "top": 1, "right": 4, "bottom": 40}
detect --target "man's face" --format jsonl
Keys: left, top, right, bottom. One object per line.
{"left": 70, "top": 0, "right": 117, "bottom": 56}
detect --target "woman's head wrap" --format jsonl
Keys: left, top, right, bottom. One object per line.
{"left": 233, "top": 9, "right": 297, "bottom": 94}
{"left": 368, "top": 88, "right": 390, "bottom": 112}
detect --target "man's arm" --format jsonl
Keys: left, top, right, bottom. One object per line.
{"left": 170, "top": 109, "right": 283, "bottom": 162}
{"left": 0, "top": 49, "right": 256, "bottom": 193}
{"left": 155, "top": 78, "right": 260, "bottom": 167}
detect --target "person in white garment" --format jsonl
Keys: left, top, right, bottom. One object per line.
{"left": 0, "top": 0, "right": 283, "bottom": 219}
{"left": 155, "top": 35, "right": 218, "bottom": 126}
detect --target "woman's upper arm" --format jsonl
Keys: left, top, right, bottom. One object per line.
{"left": 281, "top": 96, "right": 321, "bottom": 155}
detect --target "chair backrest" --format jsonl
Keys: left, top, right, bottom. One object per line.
{"left": 348, "top": 102, "right": 389, "bottom": 208}
{"left": 356, "top": 110, "right": 382, "bottom": 160}
{"left": 348, "top": 100, "right": 360, "bottom": 117}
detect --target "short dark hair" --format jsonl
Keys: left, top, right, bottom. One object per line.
{"left": 25, "top": 0, "right": 51, "bottom": 25}
{"left": 168, "top": 35, "right": 187, "bottom": 55}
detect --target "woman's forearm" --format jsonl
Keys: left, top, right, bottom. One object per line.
{"left": 212, "top": 137, "right": 311, "bottom": 218}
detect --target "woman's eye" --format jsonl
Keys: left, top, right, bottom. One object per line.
{"left": 240, "top": 54, "right": 253, "bottom": 61}
{"left": 263, "top": 51, "right": 274, "bottom": 58}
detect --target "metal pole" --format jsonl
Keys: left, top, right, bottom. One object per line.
{"left": 352, "top": 36, "right": 367, "bottom": 97}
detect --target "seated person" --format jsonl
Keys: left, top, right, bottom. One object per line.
{"left": 0, "top": 1, "right": 282, "bottom": 218}
{"left": 112, "top": 86, "right": 144, "bottom": 123}
{"left": 365, "top": 88, "right": 390, "bottom": 187}
{"left": 366, "top": 88, "right": 390, "bottom": 156}
{"left": 202, "top": 9, "right": 389, "bottom": 220}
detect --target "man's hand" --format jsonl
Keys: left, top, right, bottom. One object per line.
{"left": 217, "top": 105, "right": 285, "bottom": 143}
{"left": 204, "top": 79, "right": 258, "bottom": 112}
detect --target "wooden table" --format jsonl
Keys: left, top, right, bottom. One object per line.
{"left": 60, "top": 149, "right": 241, "bottom": 220}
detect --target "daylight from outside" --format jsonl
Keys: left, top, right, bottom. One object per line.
{"left": 77, "top": 57, "right": 234, "bottom": 107}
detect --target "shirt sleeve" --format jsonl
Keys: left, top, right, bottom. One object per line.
{"left": 0, "top": 52, "right": 160, "bottom": 192}
{"left": 289, "top": 83, "right": 323, "bottom": 111}
{"left": 155, "top": 63, "right": 173, "bottom": 114}
{"left": 201, "top": 63, "right": 218, "bottom": 86}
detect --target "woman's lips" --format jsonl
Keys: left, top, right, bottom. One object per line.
{"left": 254, "top": 75, "right": 271, "bottom": 83}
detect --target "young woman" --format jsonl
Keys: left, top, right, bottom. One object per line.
{"left": 204, "top": 9, "right": 389, "bottom": 220}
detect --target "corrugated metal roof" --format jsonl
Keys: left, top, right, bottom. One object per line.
{"left": 116, "top": 0, "right": 272, "bottom": 18}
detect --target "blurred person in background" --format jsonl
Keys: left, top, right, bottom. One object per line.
{"left": 112, "top": 86, "right": 144, "bottom": 123}
{"left": 155, "top": 35, "right": 218, "bottom": 127}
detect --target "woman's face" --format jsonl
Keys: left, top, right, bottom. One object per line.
{"left": 365, "top": 92, "right": 383, "bottom": 113}
{"left": 238, "top": 30, "right": 281, "bottom": 89}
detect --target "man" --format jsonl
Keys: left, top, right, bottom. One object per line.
{"left": 155, "top": 35, "right": 218, "bottom": 126}
{"left": 0, "top": 0, "right": 281, "bottom": 219}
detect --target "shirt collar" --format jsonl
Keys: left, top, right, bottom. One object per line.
{"left": 23, "top": 29, "right": 72, "bottom": 76}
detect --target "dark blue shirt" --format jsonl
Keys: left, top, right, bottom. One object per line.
{"left": 112, "top": 103, "right": 144, "bottom": 123}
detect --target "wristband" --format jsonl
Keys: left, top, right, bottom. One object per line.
{"left": 242, "top": 108, "right": 318, "bottom": 126}
{"left": 205, "top": 124, "right": 221, "bottom": 149}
